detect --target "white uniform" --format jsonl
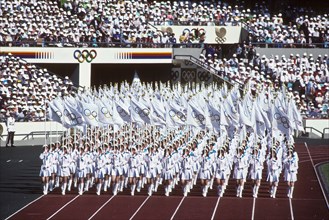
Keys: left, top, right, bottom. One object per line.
{"left": 84, "top": 151, "right": 94, "bottom": 174}
{"left": 76, "top": 153, "right": 87, "bottom": 178}
{"left": 233, "top": 154, "right": 249, "bottom": 180}
{"left": 215, "top": 155, "right": 230, "bottom": 180}
{"left": 111, "top": 152, "right": 123, "bottom": 176}
{"left": 58, "top": 153, "right": 72, "bottom": 177}
{"left": 162, "top": 155, "right": 174, "bottom": 180}
{"left": 267, "top": 157, "right": 282, "bottom": 182}
{"left": 180, "top": 156, "right": 193, "bottom": 180}
{"left": 103, "top": 150, "right": 113, "bottom": 176}
{"left": 39, "top": 152, "right": 52, "bottom": 177}
{"left": 145, "top": 152, "right": 160, "bottom": 179}
{"left": 6, "top": 116, "right": 15, "bottom": 132}
{"left": 128, "top": 154, "right": 140, "bottom": 178}
{"left": 284, "top": 153, "right": 298, "bottom": 182}
{"left": 198, "top": 156, "right": 213, "bottom": 180}
{"left": 249, "top": 153, "right": 264, "bottom": 180}
{"left": 94, "top": 153, "right": 106, "bottom": 179}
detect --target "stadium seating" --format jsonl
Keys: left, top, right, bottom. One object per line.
{"left": 0, "top": 54, "right": 78, "bottom": 122}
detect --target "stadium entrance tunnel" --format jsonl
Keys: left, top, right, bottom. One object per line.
{"left": 91, "top": 64, "right": 172, "bottom": 87}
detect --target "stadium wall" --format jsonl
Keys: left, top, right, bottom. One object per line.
{"left": 0, "top": 47, "right": 173, "bottom": 88}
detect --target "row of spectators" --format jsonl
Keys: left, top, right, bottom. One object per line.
{"left": 0, "top": 0, "right": 328, "bottom": 47}
{"left": 0, "top": 54, "right": 78, "bottom": 122}
{"left": 200, "top": 50, "right": 329, "bottom": 118}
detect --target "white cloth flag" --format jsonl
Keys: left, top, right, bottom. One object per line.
{"left": 77, "top": 100, "right": 99, "bottom": 127}
{"left": 289, "top": 100, "right": 304, "bottom": 132}
{"left": 271, "top": 98, "right": 292, "bottom": 136}
{"left": 112, "top": 101, "right": 125, "bottom": 126}
{"left": 165, "top": 99, "right": 187, "bottom": 128}
{"left": 95, "top": 98, "right": 113, "bottom": 125}
{"left": 238, "top": 102, "right": 253, "bottom": 128}
{"left": 207, "top": 102, "right": 221, "bottom": 132}
{"left": 253, "top": 104, "right": 266, "bottom": 137}
{"left": 130, "top": 97, "right": 151, "bottom": 125}
{"left": 187, "top": 99, "right": 206, "bottom": 128}
{"left": 63, "top": 96, "right": 85, "bottom": 128}
{"left": 150, "top": 97, "right": 166, "bottom": 126}
{"left": 48, "top": 98, "right": 63, "bottom": 124}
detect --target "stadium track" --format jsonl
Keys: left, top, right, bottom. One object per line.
{"left": 0, "top": 139, "right": 328, "bottom": 220}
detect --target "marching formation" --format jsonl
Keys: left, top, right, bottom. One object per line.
{"left": 39, "top": 125, "right": 298, "bottom": 199}
{"left": 43, "top": 79, "right": 301, "bottom": 198}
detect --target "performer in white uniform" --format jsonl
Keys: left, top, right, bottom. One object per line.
{"left": 233, "top": 146, "right": 249, "bottom": 198}
{"left": 215, "top": 148, "right": 230, "bottom": 197}
{"left": 198, "top": 148, "right": 213, "bottom": 197}
{"left": 111, "top": 146, "right": 123, "bottom": 195}
{"left": 180, "top": 148, "right": 193, "bottom": 196}
{"left": 103, "top": 144, "right": 112, "bottom": 192}
{"left": 162, "top": 148, "right": 174, "bottom": 196}
{"left": 128, "top": 146, "right": 140, "bottom": 196}
{"left": 284, "top": 147, "right": 299, "bottom": 198}
{"left": 145, "top": 146, "right": 160, "bottom": 196}
{"left": 76, "top": 146, "right": 86, "bottom": 195}
{"left": 267, "top": 149, "right": 282, "bottom": 198}
{"left": 48, "top": 144, "right": 59, "bottom": 192}
{"left": 95, "top": 147, "right": 106, "bottom": 195}
{"left": 83, "top": 145, "right": 93, "bottom": 192}
{"left": 39, "top": 144, "right": 52, "bottom": 195}
{"left": 58, "top": 146, "right": 71, "bottom": 195}
{"left": 248, "top": 146, "right": 264, "bottom": 198}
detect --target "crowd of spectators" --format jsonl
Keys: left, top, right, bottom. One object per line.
{"left": 0, "top": 54, "right": 78, "bottom": 122}
{"left": 200, "top": 50, "right": 329, "bottom": 118}
{"left": 0, "top": 0, "right": 328, "bottom": 48}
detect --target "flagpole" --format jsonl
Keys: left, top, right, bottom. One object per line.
{"left": 44, "top": 98, "right": 47, "bottom": 145}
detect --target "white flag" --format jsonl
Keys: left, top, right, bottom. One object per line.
{"left": 150, "top": 97, "right": 166, "bottom": 126}
{"left": 48, "top": 98, "right": 63, "bottom": 124}
{"left": 271, "top": 98, "right": 292, "bottom": 136}
{"left": 77, "top": 100, "right": 99, "bottom": 127}
{"left": 63, "top": 96, "right": 85, "bottom": 129}
{"left": 95, "top": 98, "right": 113, "bottom": 125}
{"left": 165, "top": 99, "right": 187, "bottom": 128}
{"left": 130, "top": 97, "right": 151, "bottom": 125}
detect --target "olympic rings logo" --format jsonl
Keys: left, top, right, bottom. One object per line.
{"left": 274, "top": 112, "right": 290, "bottom": 129}
{"left": 117, "top": 105, "right": 129, "bottom": 117}
{"left": 169, "top": 109, "right": 186, "bottom": 122}
{"left": 198, "top": 71, "right": 211, "bottom": 82}
{"left": 192, "top": 111, "right": 205, "bottom": 125}
{"left": 210, "top": 113, "right": 220, "bottom": 123}
{"left": 63, "top": 109, "right": 83, "bottom": 125}
{"left": 73, "top": 49, "right": 97, "bottom": 63}
{"left": 133, "top": 106, "right": 150, "bottom": 118}
{"left": 101, "top": 107, "right": 112, "bottom": 118}
{"left": 84, "top": 109, "right": 98, "bottom": 120}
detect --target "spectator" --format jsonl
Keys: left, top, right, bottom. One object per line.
{"left": 5, "top": 111, "right": 15, "bottom": 147}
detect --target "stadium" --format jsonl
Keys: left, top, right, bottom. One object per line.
{"left": 0, "top": 0, "right": 328, "bottom": 219}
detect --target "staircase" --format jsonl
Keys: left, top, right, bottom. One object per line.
{"left": 173, "top": 55, "right": 244, "bottom": 92}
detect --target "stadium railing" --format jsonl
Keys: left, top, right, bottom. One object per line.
{"left": 174, "top": 54, "right": 244, "bottom": 90}
{"left": 249, "top": 42, "right": 329, "bottom": 48}
{"left": 1, "top": 40, "right": 328, "bottom": 49}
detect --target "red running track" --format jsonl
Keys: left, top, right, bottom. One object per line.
{"left": 7, "top": 142, "right": 329, "bottom": 220}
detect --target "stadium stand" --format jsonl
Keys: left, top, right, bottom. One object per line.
{"left": 0, "top": 54, "right": 78, "bottom": 122}
{"left": 198, "top": 50, "right": 329, "bottom": 118}
{"left": 0, "top": 0, "right": 328, "bottom": 47}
